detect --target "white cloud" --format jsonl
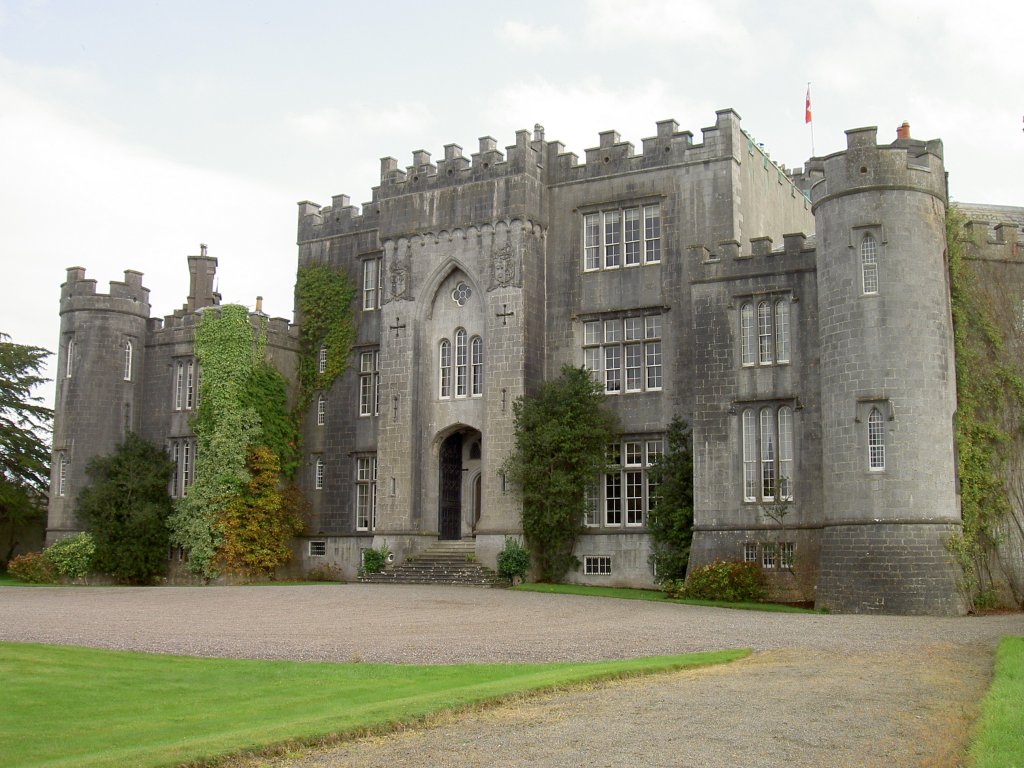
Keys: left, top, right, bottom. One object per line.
{"left": 285, "top": 101, "right": 432, "bottom": 139}
{"left": 498, "top": 20, "right": 565, "bottom": 48}
{"left": 0, "top": 72, "right": 296, "bottom": 407}
{"left": 582, "top": 0, "right": 746, "bottom": 47}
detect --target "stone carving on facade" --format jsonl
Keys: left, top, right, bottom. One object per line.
{"left": 384, "top": 240, "right": 413, "bottom": 303}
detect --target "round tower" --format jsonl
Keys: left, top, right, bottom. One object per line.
{"left": 47, "top": 267, "right": 151, "bottom": 543}
{"left": 811, "top": 125, "right": 964, "bottom": 615}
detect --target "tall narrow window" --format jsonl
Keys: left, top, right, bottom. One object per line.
{"left": 868, "top": 408, "right": 885, "bottom": 470}
{"left": 645, "top": 316, "right": 662, "bottom": 390}
{"left": 182, "top": 441, "right": 191, "bottom": 494}
{"left": 861, "top": 234, "right": 879, "bottom": 294}
{"left": 604, "top": 210, "right": 621, "bottom": 268}
{"left": 740, "top": 303, "right": 756, "bottom": 366}
{"left": 65, "top": 339, "right": 74, "bottom": 378}
{"left": 362, "top": 258, "right": 381, "bottom": 310}
{"left": 317, "top": 394, "right": 326, "bottom": 426}
{"left": 455, "top": 329, "right": 468, "bottom": 397}
{"left": 742, "top": 409, "right": 757, "bottom": 502}
{"left": 314, "top": 457, "right": 324, "bottom": 490}
{"left": 58, "top": 454, "right": 68, "bottom": 497}
{"left": 760, "top": 407, "right": 776, "bottom": 500}
{"left": 355, "top": 456, "right": 377, "bottom": 531}
{"left": 584, "top": 213, "right": 601, "bottom": 271}
{"left": 185, "top": 361, "right": 195, "bottom": 410}
{"left": 174, "top": 361, "right": 184, "bottom": 410}
{"left": 439, "top": 339, "right": 452, "bottom": 398}
{"left": 584, "top": 484, "right": 600, "bottom": 526}
{"left": 318, "top": 345, "right": 327, "bottom": 374}
{"left": 774, "top": 300, "right": 790, "bottom": 363}
{"left": 471, "top": 336, "right": 483, "bottom": 396}
{"left": 778, "top": 406, "right": 793, "bottom": 500}
{"left": 623, "top": 207, "right": 641, "bottom": 266}
{"left": 359, "top": 351, "right": 379, "bottom": 416}
{"left": 123, "top": 341, "right": 133, "bottom": 381}
{"left": 170, "top": 442, "right": 180, "bottom": 497}
{"left": 757, "top": 302, "right": 773, "bottom": 364}
{"left": 624, "top": 441, "right": 644, "bottom": 526}
{"left": 643, "top": 204, "right": 661, "bottom": 263}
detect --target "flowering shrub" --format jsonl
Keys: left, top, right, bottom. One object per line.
{"left": 7, "top": 551, "right": 58, "bottom": 584}
{"left": 45, "top": 533, "right": 95, "bottom": 579}
{"left": 675, "top": 560, "right": 767, "bottom": 602}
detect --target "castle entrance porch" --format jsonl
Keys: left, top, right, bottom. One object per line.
{"left": 437, "top": 428, "right": 482, "bottom": 541}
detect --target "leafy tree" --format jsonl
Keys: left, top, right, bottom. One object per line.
{"left": 647, "top": 416, "right": 695, "bottom": 582}
{"left": 77, "top": 433, "right": 175, "bottom": 584}
{"left": 505, "top": 366, "right": 618, "bottom": 581}
{"left": 214, "top": 445, "right": 305, "bottom": 579}
{"left": 0, "top": 333, "right": 52, "bottom": 563}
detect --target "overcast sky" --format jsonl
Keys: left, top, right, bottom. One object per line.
{"left": 2, "top": 0, "right": 1021, "bottom": 408}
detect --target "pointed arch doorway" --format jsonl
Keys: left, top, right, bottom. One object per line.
{"left": 437, "top": 428, "right": 482, "bottom": 541}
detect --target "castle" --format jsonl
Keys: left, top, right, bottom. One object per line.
{"left": 47, "top": 109, "right": 1024, "bottom": 615}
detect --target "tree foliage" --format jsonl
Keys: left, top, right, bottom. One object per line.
{"left": 505, "top": 366, "right": 618, "bottom": 581}
{"left": 946, "top": 206, "right": 1024, "bottom": 607}
{"left": 0, "top": 333, "right": 52, "bottom": 562}
{"left": 214, "top": 446, "right": 305, "bottom": 579}
{"left": 294, "top": 264, "right": 357, "bottom": 410}
{"left": 77, "top": 433, "right": 175, "bottom": 584}
{"left": 647, "top": 416, "right": 694, "bottom": 582}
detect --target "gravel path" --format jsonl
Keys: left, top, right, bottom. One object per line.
{"left": 2, "top": 584, "right": 1021, "bottom": 766}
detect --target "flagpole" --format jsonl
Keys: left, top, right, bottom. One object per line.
{"left": 807, "top": 81, "right": 816, "bottom": 157}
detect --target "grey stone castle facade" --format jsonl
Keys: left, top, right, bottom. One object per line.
{"left": 48, "top": 109, "right": 1024, "bottom": 615}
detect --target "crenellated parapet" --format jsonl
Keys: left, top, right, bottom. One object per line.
{"left": 810, "top": 126, "right": 946, "bottom": 211}
{"left": 962, "top": 217, "right": 1023, "bottom": 263}
{"left": 60, "top": 267, "right": 151, "bottom": 318}
{"left": 689, "top": 232, "right": 816, "bottom": 280}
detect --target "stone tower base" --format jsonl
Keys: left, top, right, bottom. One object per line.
{"left": 816, "top": 522, "right": 966, "bottom": 616}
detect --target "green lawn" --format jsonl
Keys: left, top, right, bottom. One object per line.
{"left": 513, "top": 582, "right": 817, "bottom": 613}
{"left": 969, "top": 636, "right": 1024, "bottom": 768}
{"left": 0, "top": 642, "right": 747, "bottom": 768}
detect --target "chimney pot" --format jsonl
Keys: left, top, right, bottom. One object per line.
{"left": 896, "top": 121, "right": 911, "bottom": 140}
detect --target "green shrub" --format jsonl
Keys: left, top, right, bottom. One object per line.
{"left": 7, "top": 551, "right": 57, "bottom": 584}
{"left": 496, "top": 537, "right": 531, "bottom": 581}
{"left": 682, "top": 560, "right": 767, "bottom": 602}
{"left": 45, "top": 533, "right": 95, "bottom": 579}
{"left": 660, "top": 578, "right": 686, "bottom": 599}
{"left": 361, "top": 543, "right": 391, "bottom": 575}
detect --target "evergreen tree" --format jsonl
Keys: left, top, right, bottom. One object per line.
{"left": 0, "top": 333, "right": 52, "bottom": 563}
{"left": 505, "top": 366, "right": 618, "bottom": 581}
{"left": 647, "top": 416, "right": 695, "bottom": 581}
{"left": 77, "top": 433, "right": 174, "bottom": 584}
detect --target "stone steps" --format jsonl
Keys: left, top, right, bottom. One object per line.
{"left": 359, "top": 541, "right": 507, "bottom": 587}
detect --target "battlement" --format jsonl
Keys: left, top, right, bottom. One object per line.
{"left": 810, "top": 123, "right": 946, "bottom": 210}
{"left": 300, "top": 110, "right": 804, "bottom": 243}
{"left": 690, "top": 232, "right": 816, "bottom": 275}
{"left": 963, "top": 218, "right": 1023, "bottom": 262}
{"left": 60, "top": 266, "right": 151, "bottom": 317}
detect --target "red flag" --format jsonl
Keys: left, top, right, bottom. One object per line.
{"left": 805, "top": 85, "right": 812, "bottom": 124}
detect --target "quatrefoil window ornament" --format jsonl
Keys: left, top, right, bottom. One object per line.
{"left": 452, "top": 281, "right": 472, "bottom": 306}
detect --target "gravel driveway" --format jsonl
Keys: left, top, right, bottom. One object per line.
{"left": 2, "top": 584, "right": 1021, "bottom": 767}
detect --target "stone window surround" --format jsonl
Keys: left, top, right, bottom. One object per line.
{"left": 581, "top": 199, "right": 662, "bottom": 272}
{"left": 580, "top": 308, "right": 664, "bottom": 395}
{"left": 737, "top": 293, "right": 792, "bottom": 367}
{"left": 848, "top": 224, "right": 885, "bottom": 297}
{"left": 585, "top": 436, "right": 663, "bottom": 529}
{"left": 734, "top": 399, "right": 798, "bottom": 503}
{"left": 361, "top": 256, "right": 382, "bottom": 311}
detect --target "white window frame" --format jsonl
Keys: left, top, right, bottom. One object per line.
{"left": 582, "top": 314, "right": 663, "bottom": 395}
{"left": 740, "top": 298, "right": 791, "bottom": 367}
{"left": 362, "top": 258, "right": 382, "bottom": 310}
{"left": 181, "top": 441, "right": 191, "bottom": 495}
{"left": 583, "top": 203, "right": 661, "bottom": 272}
{"left": 174, "top": 361, "right": 184, "bottom": 410}
{"left": 471, "top": 336, "right": 483, "bottom": 396}
{"left": 185, "top": 360, "right": 195, "bottom": 410}
{"left": 779, "top": 541, "right": 795, "bottom": 569}
{"left": 861, "top": 233, "right": 879, "bottom": 295}
{"left": 314, "top": 457, "right": 324, "bottom": 490}
{"left": 309, "top": 540, "right": 327, "bottom": 557}
{"left": 57, "top": 454, "right": 68, "bottom": 497}
{"left": 597, "top": 438, "right": 662, "bottom": 528}
{"left": 355, "top": 456, "right": 377, "bottom": 531}
{"left": 741, "top": 405, "right": 795, "bottom": 503}
{"left": 359, "top": 350, "right": 379, "bottom": 417}
{"left": 169, "top": 442, "right": 180, "bottom": 498}
{"left": 868, "top": 407, "right": 885, "bottom": 470}
{"left": 584, "top": 555, "right": 612, "bottom": 575}
{"left": 455, "top": 328, "right": 468, "bottom": 397}
{"left": 743, "top": 542, "right": 758, "bottom": 563}
{"left": 123, "top": 340, "right": 133, "bottom": 382}
{"left": 439, "top": 339, "right": 452, "bottom": 398}
{"left": 318, "top": 345, "right": 328, "bottom": 374}
{"left": 65, "top": 339, "right": 74, "bottom": 378}
{"left": 317, "top": 394, "right": 326, "bottom": 426}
